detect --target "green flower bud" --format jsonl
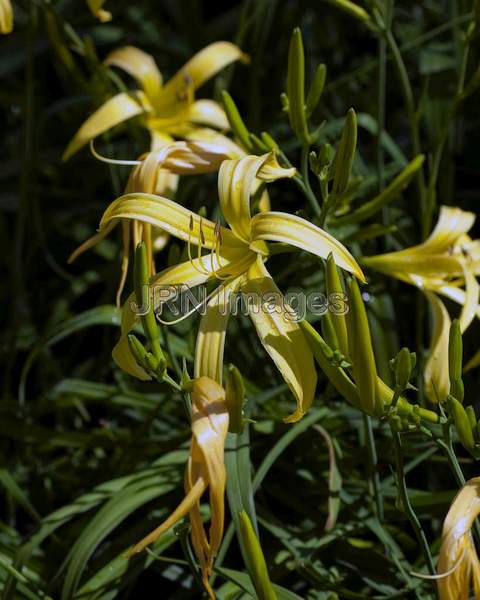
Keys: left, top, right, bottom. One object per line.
{"left": 390, "top": 347, "right": 416, "bottom": 392}
{"left": 448, "top": 319, "right": 464, "bottom": 403}
{"left": 221, "top": 90, "right": 252, "bottom": 152}
{"left": 332, "top": 108, "right": 357, "bottom": 195}
{"left": 286, "top": 28, "right": 309, "bottom": 144}
{"left": 238, "top": 511, "right": 277, "bottom": 600}
{"left": 448, "top": 395, "right": 475, "bottom": 452}
{"left": 306, "top": 63, "right": 327, "bottom": 117}
{"left": 134, "top": 242, "right": 163, "bottom": 362}
{"left": 225, "top": 364, "right": 247, "bottom": 434}
{"left": 345, "top": 277, "right": 381, "bottom": 416}
{"left": 325, "top": 253, "right": 349, "bottom": 357}
{"left": 127, "top": 334, "right": 148, "bottom": 369}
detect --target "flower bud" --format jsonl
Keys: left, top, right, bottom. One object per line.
{"left": 286, "top": 28, "right": 309, "bottom": 144}
{"left": 225, "top": 364, "right": 247, "bottom": 434}
{"left": 448, "top": 395, "right": 475, "bottom": 452}
{"left": 306, "top": 63, "right": 327, "bottom": 117}
{"left": 332, "top": 108, "right": 357, "bottom": 196}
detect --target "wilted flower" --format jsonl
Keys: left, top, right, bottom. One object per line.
{"left": 126, "top": 377, "right": 229, "bottom": 600}
{"left": 437, "top": 476, "right": 480, "bottom": 600}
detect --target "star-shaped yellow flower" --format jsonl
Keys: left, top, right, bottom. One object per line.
{"left": 101, "top": 152, "right": 365, "bottom": 422}
{"left": 63, "top": 42, "right": 246, "bottom": 160}
{"left": 363, "top": 206, "right": 480, "bottom": 402}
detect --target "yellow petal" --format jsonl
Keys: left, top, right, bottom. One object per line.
{"left": 157, "top": 42, "right": 246, "bottom": 113}
{"left": 0, "top": 0, "right": 13, "bottom": 33}
{"left": 242, "top": 256, "right": 317, "bottom": 422}
{"left": 99, "top": 192, "right": 245, "bottom": 251}
{"left": 87, "top": 0, "right": 111, "bottom": 22}
{"left": 219, "top": 153, "right": 296, "bottom": 244}
{"left": 126, "top": 476, "right": 207, "bottom": 556}
{"left": 458, "top": 265, "right": 479, "bottom": 331}
{"left": 423, "top": 205, "right": 475, "bottom": 254}
{"left": 251, "top": 211, "right": 366, "bottom": 282}
{"left": 184, "top": 128, "right": 245, "bottom": 158}
{"left": 189, "top": 100, "right": 229, "bottom": 130}
{"left": 63, "top": 91, "right": 149, "bottom": 160}
{"left": 194, "top": 275, "right": 246, "bottom": 383}
{"left": 423, "top": 292, "right": 450, "bottom": 403}
{"left": 105, "top": 46, "right": 162, "bottom": 101}
{"left": 438, "top": 477, "right": 480, "bottom": 600}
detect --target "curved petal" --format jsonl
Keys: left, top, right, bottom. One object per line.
{"left": 251, "top": 211, "right": 366, "bottom": 282}
{"left": 184, "top": 128, "right": 245, "bottom": 159}
{"left": 158, "top": 42, "right": 246, "bottom": 111}
{"left": 105, "top": 46, "right": 162, "bottom": 101}
{"left": 242, "top": 256, "right": 317, "bottom": 422}
{"left": 189, "top": 100, "right": 229, "bottom": 130}
{"left": 438, "top": 477, "right": 480, "bottom": 600}
{"left": 423, "top": 206, "right": 475, "bottom": 254}
{"left": 99, "top": 192, "right": 246, "bottom": 251}
{"left": 63, "top": 91, "right": 149, "bottom": 161}
{"left": 0, "top": 0, "right": 13, "bottom": 33}
{"left": 424, "top": 291, "right": 451, "bottom": 403}
{"left": 87, "top": 0, "right": 111, "bottom": 22}
{"left": 194, "top": 275, "right": 245, "bottom": 383}
{"left": 219, "top": 153, "right": 295, "bottom": 244}
{"left": 459, "top": 265, "right": 479, "bottom": 331}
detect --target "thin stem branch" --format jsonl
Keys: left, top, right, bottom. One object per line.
{"left": 391, "top": 428, "right": 436, "bottom": 581}
{"left": 363, "top": 414, "right": 384, "bottom": 520}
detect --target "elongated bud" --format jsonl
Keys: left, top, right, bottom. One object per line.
{"left": 466, "top": 405, "right": 477, "bottom": 432}
{"left": 332, "top": 108, "right": 357, "bottom": 196}
{"left": 221, "top": 90, "right": 253, "bottom": 152}
{"left": 390, "top": 347, "right": 416, "bottom": 392}
{"left": 134, "top": 242, "right": 163, "bottom": 361}
{"left": 260, "top": 131, "right": 278, "bottom": 151}
{"left": 225, "top": 364, "right": 246, "bottom": 433}
{"left": 128, "top": 334, "right": 148, "bottom": 368}
{"left": 326, "top": 0, "right": 371, "bottom": 23}
{"left": 448, "top": 395, "right": 475, "bottom": 452}
{"left": 321, "top": 312, "right": 339, "bottom": 352}
{"left": 449, "top": 319, "right": 464, "bottom": 402}
{"left": 325, "top": 253, "right": 349, "bottom": 357}
{"left": 238, "top": 511, "right": 278, "bottom": 600}
{"left": 306, "top": 63, "right": 327, "bottom": 117}
{"left": 249, "top": 133, "right": 269, "bottom": 154}
{"left": 345, "top": 278, "right": 380, "bottom": 416}
{"left": 286, "top": 28, "right": 309, "bottom": 144}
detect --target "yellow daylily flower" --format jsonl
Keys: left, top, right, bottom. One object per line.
{"left": 103, "top": 152, "right": 365, "bottom": 421}
{"left": 87, "top": 0, "right": 112, "bottom": 22}
{"left": 126, "top": 377, "right": 229, "bottom": 600}
{"left": 437, "top": 477, "right": 480, "bottom": 600}
{"left": 363, "top": 206, "right": 480, "bottom": 402}
{"left": 0, "top": 0, "right": 13, "bottom": 34}
{"left": 63, "top": 42, "right": 246, "bottom": 160}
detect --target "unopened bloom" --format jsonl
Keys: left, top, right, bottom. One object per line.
{"left": 63, "top": 42, "right": 246, "bottom": 160}
{"left": 126, "top": 377, "right": 229, "bottom": 600}
{"left": 437, "top": 476, "right": 480, "bottom": 600}
{"left": 363, "top": 206, "right": 480, "bottom": 402}
{"left": 104, "top": 152, "right": 365, "bottom": 422}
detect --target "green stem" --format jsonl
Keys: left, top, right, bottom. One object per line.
{"left": 391, "top": 429, "right": 436, "bottom": 580}
{"left": 363, "top": 414, "right": 384, "bottom": 520}
{"left": 279, "top": 149, "right": 322, "bottom": 217}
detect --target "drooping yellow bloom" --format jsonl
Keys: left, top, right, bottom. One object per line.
{"left": 126, "top": 377, "right": 229, "bottom": 600}
{"left": 63, "top": 42, "right": 246, "bottom": 160}
{"left": 87, "top": 0, "right": 112, "bottom": 22}
{"left": 437, "top": 477, "right": 480, "bottom": 600}
{"left": 102, "top": 152, "right": 365, "bottom": 422}
{"left": 363, "top": 206, "right": 480, "bottom": 402}
{"left": 0, "top": 0, "right": 13, "bottom": 34}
